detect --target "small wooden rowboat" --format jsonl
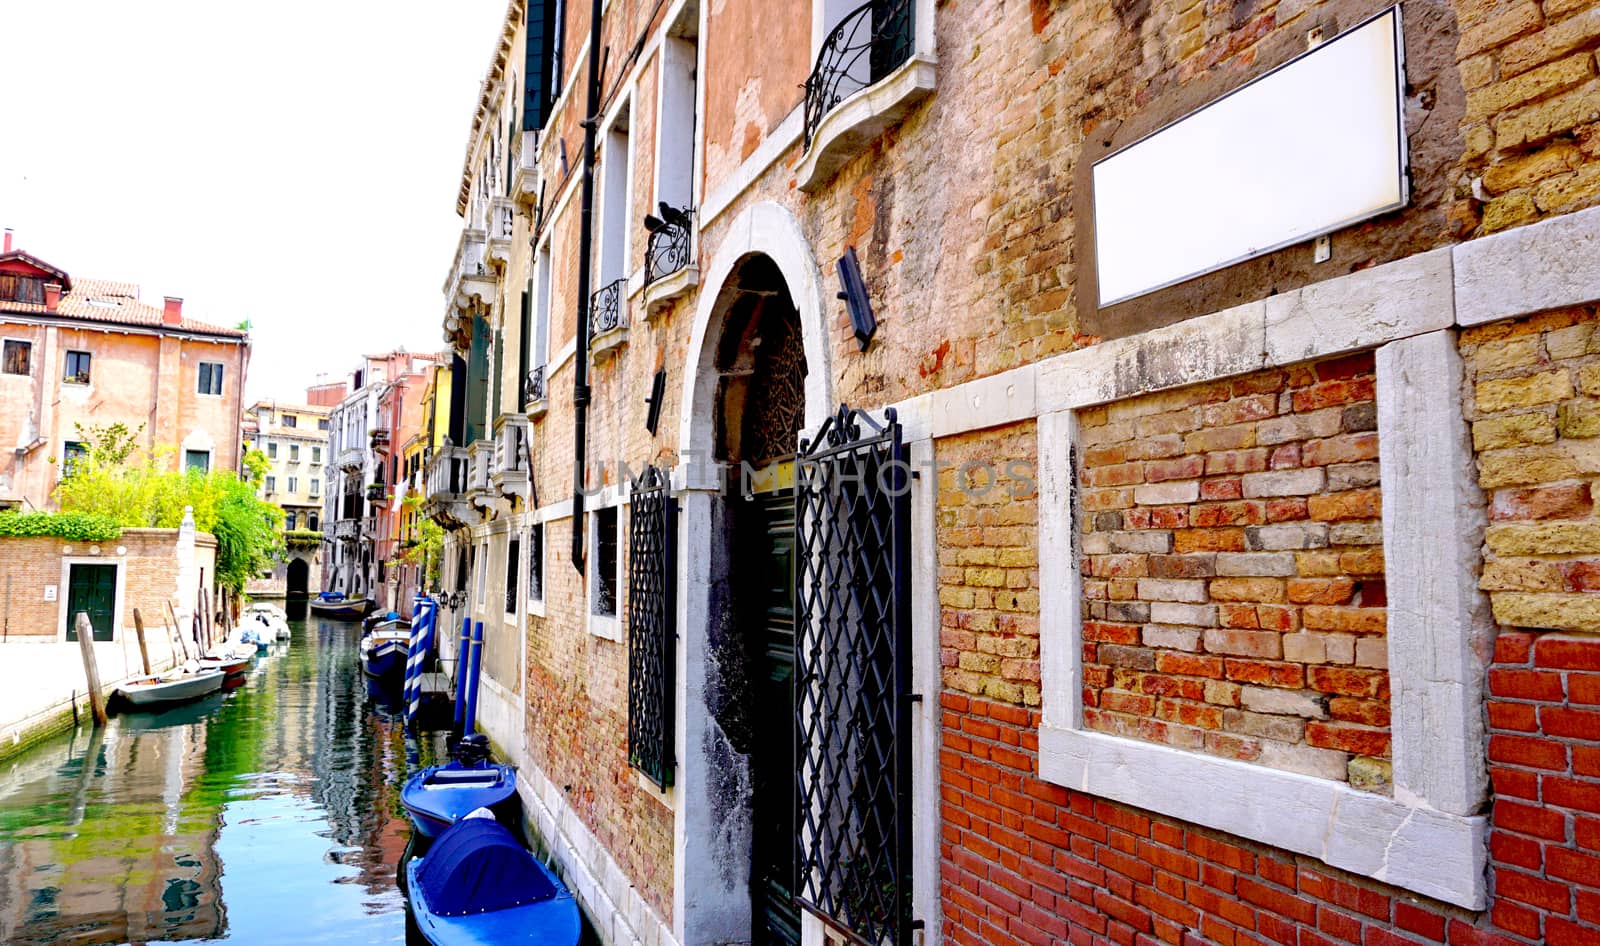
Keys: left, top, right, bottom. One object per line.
{"left": 405, "top": 812, "right": 579, "bottom": 946}
{"left": 360, "top": 630, "right": 410, "bottom": 683}
{"left": 309, "top": 594, "right": 374, "bottom": 620}
{"left": 116, "top": 668, "right": 226, "bottom": 708}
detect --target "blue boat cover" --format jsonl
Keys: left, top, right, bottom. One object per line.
{"left": 415, "top": 818, "right": 557, "bottom": 917}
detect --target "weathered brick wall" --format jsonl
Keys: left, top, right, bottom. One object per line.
{"left": 518, "top": 516, "right": 675, "bottom": 923}
{"left": 0, "top": 530, "right": 214, "bottom": 639}
{"left": 941, "top": 688, "right": 1596, "bottom": 946}
{"left": 1463, "top": 306, "right": 1600, "bottom": 630}
{"left": 1457, "top": 0, "right": 1600, "bottom": 233}
{"left": 1077, "top": 355, "right": 1390, "bottom": 786}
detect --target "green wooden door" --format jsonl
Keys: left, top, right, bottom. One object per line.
{"left": 743, "top": 482, "right": 801, "bottom": 946}
{"left": 65, "top": 564, "right": 116, "bottom": 641}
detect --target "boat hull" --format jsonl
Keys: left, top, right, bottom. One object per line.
{"left": 401, "top": 763, "right": 519, "bottom": 841}
{"left": 361, "top": 639, "right": 408, "bottom": 681}
{"left": 309, "top": 599, "right": 373, "bottom": 620}
{"left": 197, "top": 656, "right": 250, "bottom": 676}
{"left": 116, "top": 669, "right": 227, "bottom": 708}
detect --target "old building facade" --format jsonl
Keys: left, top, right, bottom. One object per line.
{"left": 426, "top": 2, "right": 1600, "bottom": 946}
{"left": 0, "top": 232, "right": 250, "bottom": 509}
{"left": 242, "top": 398, "right": 331, "bottom": 604}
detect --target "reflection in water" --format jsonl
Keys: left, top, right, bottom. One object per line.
{"left": 0, "top": 618, "right": 447, "bottom": 945}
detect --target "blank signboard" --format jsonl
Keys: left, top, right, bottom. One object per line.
{"left": 1092, "top": 7, "right": 1408, "bottom": 306}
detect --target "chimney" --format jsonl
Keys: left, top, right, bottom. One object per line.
{"left": 163, "top": 297, "right": 183, "bottom": 326}
{"left": 44, "top": 283, "right": 61, "bottom": 312}
{"left": 3, "top": 229, "right": 12, "bottom": 253}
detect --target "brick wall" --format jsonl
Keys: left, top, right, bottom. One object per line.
{"left": 1457, "top": 0, "right": 1600, "bottom": 233}
{"left": 0, "top": 530, "right": 214, "bottom": 639}
{"left": 1463, "top": 306, "right": 1600, "bottom": 630}
{"left": 941, "top": 687, "right": 1600, "bottom": 946}
{"left": 1076, "top": 356, "right": 1390, "bottom": 787}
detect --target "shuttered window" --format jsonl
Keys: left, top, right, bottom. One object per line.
{"left": 524, "top": 0, "right": 564, "bottom": 131}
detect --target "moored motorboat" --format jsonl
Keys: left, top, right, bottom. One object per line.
{"left": 360, "top": 629, "right": 410, "bottom": 683}
{"left": 309, "top": 592, "right": 373, "bottom": 620}
{"left": 401, "top": 735, "right": 519, "bottom": 847}
{"left": 115, "top": 667, "right": 226, "bottom": 708}
{"left": 197, "top": 654, "right": 251, "bottom": 677}
{"left": 404, "top": 811, "right": 580, "bottom": 946}
{"left": 243, "top": 603, "right": 291, "bottom": 639}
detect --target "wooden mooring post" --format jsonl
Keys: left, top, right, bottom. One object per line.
{"left": 73, "top": 612, "right": 108, "bottom": 727}
{"left": 132, "top": 608, "right": 153, "bottom": 675}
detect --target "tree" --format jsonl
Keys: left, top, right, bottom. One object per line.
{"left": 402, "top": 493, "right": 443, "bottom": 589}
{"left": 55, "top": 425, "right": 284, "bottom": 592}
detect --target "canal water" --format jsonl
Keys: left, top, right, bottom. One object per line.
{"left": 0, "top": 617, "right": 450, "bottom": 946}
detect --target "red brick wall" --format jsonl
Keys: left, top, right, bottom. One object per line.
{"left": 939, "top": 631, "right": 1600, "bottom": 946}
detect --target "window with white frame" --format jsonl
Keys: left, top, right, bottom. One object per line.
{"left": 597, "top": 106, "right": 632, "bottom": 293}
{"left": 312, "top": 445, "right": 322, "bottom": 464}
{"left": 527, "top": 522, "right": 544, "bottom": 607}
{"left": 287, "top": 476, "right": 298, "bottom": 493}
{"left": 265, "top": 475, "right": 277, "bottom": 493}
{"left": 505, "top": 537, "right": 520, "bottom": 615}
{"left": 591, "top": 506, "right": 619, "bottom": 618}
{"left": 310, "top": 478, "right": 320, "bottom": 496}
{"left": 63, "top": 350, "right": 91, "bottom": 384}
{"left": 198, "top": 361, "right": 225, "bottom": 396}
{"left": 656, "top": 10, "right": 697, "bottom": 216}
{"left": 289, "top": 444, "right": 300, "bottom": 462}
{"left": 266, "top": 441, "right": 277, "bottom": 459}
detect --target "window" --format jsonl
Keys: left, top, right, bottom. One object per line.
{"left": 288, "top": 476, "right": 298, "bottom": 493}
{"left": 62, "top": 441, "right": 88, "bottom": 477}
{"left": 286, "top": 511, "right": 297, "bottom": 530}
{"left": 527, "top": 523, "right": 544, "bottom": 605}
{"left": 592, "top": 507, "right": 618, "bottom": 616}
{"left": 282, "top": 414, "right": 297, "bottom": 428}
{"left": 0, "top": 274, "right": 46, "bottom": 304}
{"left": 266, "top": 441, "right": 278, "bottom": 459}
{"left": 308, "top": 513, "right": 319, "bottom": 531}
{"left": 63, "top": 350, "right": 91, "bottom": 384}
{"left": 312, "top": 446, "right": 322, "bottom": 464}
{"left": 197, "top": 362, "right": 225, "bottom": 396}
{"left": 3, "top": 340, "right": 30, "bottom": 375}
{"left": 289, "top": 444, "right": 300, "bottom": 462}
{"left": 598, "top": 111, "right": 632, "bottom": 291}
{"left": 505, "top": 537, "right": 520, "bottom": 614}
{"left": 265, "top": 475, "right": 277, "bottom": 492}
{"left": 319, "top": 418, "right": 330, "bottom": 430}
{"left": 186, "top": 450, "right": 210, "bottom": 474}
{"left": 310, "top": 478, "right": 320, "bottom": 496}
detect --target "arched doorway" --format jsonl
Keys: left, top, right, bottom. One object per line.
{"left": 710, "top": 253, "right": 808, "bottom": 946}
{"left": 286, "top": 557, "right": 310, "bottom": 620}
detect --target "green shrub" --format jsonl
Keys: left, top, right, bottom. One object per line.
{"left": 0, "top": 511, "right": 122, "bottom": 542}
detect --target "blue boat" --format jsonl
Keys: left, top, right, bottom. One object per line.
{"left": 360, "top": 630, "right": 409, "bottom": 682}
{"left": 401, "top": 735, "right": 519, "bottom": 845}
{"left": 405, "top": 813, "right": 580, "bottom": 946}
{"left": 309, "top": 591, "right": 374, "bottom": 620}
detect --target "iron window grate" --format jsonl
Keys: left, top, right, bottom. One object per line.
{"left": 794, "top": 405, "right": 915, "bottom": 946}
{"left": 627, "top": 465, "right": 677, "bottom": 788}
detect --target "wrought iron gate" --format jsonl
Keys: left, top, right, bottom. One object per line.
{"left": 794, "top": 405, "right": 914, "bottom": 946}
{"left": 627, "top": 464, "right": 677, "bottom": 788}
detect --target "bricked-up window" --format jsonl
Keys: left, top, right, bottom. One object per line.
{"left": 505, "top": 538, "right": 520, "bottom": 614}
{"left": 592, "top": 507, "right": 618, "bottom": 616}
{"left": 197, "top": 362, "right": 225, "bottom": 396}
{"left": 1076, "top": 353, "right": 1388, "bottom": 787}
{"left": 3, "top": 339, "right": 30, "bottom": 375}
{"left": 526, "top": 523, "right": 543, "bottom": 605}
{"left": 63, "top": 350, "right": 91, "bottom": 384}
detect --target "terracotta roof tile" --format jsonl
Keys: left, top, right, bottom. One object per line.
{"left": 1, "top": 277, "right": 248, "bottom": 338}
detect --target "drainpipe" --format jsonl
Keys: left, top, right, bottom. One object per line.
{"left": 571, "top": 0, "right": 604, "bottom": 574}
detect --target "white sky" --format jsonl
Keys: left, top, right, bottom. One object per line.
{"left": 0, "top": 0, "right": 507, "bottom": 402}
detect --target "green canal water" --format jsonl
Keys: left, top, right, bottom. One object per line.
{"left": 0, "top": 617, "right": 450, "bottom": 946}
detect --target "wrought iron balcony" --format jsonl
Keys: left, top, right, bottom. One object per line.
{"left": 365, "top": 482, "right": 389, "bottom": 503}
{"left": 804, "top": 0, "right": 914, "bottom": 149}
{"left": 487, "top": 196, "right": 516, "bottom": 267}
{"left": 492, "top": 414, "right": 531, "bottom": 498}
{"left": 522, "top": 365, "right": 549, "bottom": 417}
{"left": 644, "top": 206, "right": 693, "bottom": 286}
{"left": 590, "top": 277, "right": 629, "bottom": 359}
{"left": 369, "top": 428, "right": 391, "bottom": 449}
{"left": 512, "top": 131, "right": 539, "bottom": 204}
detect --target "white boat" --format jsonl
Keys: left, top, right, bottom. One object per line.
{"left": 241, "top": 606, "right": 291, "bottom": 643}
{"left": 116, "top": 667, "right": 226, "bottom": 708}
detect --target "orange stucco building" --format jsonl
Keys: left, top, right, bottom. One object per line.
{"left": 0, "top": 232, "right": 250, "bottom": 510}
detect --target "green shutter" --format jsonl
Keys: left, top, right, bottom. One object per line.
{"left": 524, "top": 0, "right": 560, "bottom": 131}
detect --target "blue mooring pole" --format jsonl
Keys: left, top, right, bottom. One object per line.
{"left": 452, "top": 615, "right": 471, "bottom": 730}
{"left": 461, "top": 620, "right": 484, "bottom": 734}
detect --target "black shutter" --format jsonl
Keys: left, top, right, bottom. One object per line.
{"left": 524, "top": 0, "right": 561, "bottom": 132}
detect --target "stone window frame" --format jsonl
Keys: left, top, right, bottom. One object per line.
{"left": 585, "top": 485, "right": 625, "bottom": 642}
{"left": 525, "top": 518, "right": 547, "bottom": 617}
{"left": 1029, "top": 248, "right": 1494, "bottom": 909}
{"left": 56, "top": 554, "right": 126, "bottom": 643}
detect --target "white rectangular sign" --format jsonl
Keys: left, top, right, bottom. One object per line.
{"left": 1093, "top": 8, "right": 1408, "bottom": 306}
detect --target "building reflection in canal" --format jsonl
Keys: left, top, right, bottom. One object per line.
{"left": 0, "top": 618, "right": 445, "bottom": 946}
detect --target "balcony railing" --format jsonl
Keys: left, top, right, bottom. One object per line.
{"left": 590, "top": 277, "right": 629, "bottom": 359}
{"left": 493, "top": 414, "right": 531, "bottom": 497}
{"left": 487, "top": 196, "right": 516, "bottom": 267}
{"left": 512, "top": 131, "right": 539, "bottom": 203}
{"left": 523, "top": 365, "right": 548, "bottom": 417}
{"left": 336, "top": 446, "right": 364, "bottom": 471}
{"left": 803, "top": 0, "right": 915, "bottom": 149}
{"left": 365, "top": 482, "right": 389, "bottom": 503}
{"left": 370, "top": 428, "right": 391, "bottom": 449}
{"left": 644, "top": 207, "right": 693, "bottom": 286}
{"left": 421, "top": 445, "right": 471, "bottom": 528}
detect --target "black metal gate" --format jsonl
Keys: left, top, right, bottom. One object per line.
{"left": 627, "top": 464, "right": 677, "bottom": 788}
{"left": 794, "top": 405, "right": 914, "bottom": 946}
